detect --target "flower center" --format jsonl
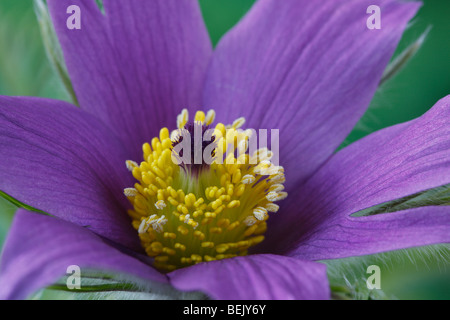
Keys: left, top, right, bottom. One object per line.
{"left": 124, "top": 109, "right": 287, "bottom": 272}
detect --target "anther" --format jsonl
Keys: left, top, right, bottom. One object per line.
{"left": 152, "top": 215, "right": 168, "bottom": 233}
{"left": 205, "top": 110, "right": 216, "bottom": 125}
{"left": 177, "top": 109, "right": 189, "bottom": 129}
{"left": 124, "top": 188, "right": 138, "bottom": 197}
{"left": 126, "top": 160, "right": 138, "bottom": 172}
{"left": 155, "top": 200, "right": 166, "bottom": 210}
{"left": 243, "top": 216, "right": 257, "bottom": 226}
{"left": 194, "top": 111, "right": 206, "bottom": 122}
{"left": 231, "top": 117, "right": 246, "bottom": 129}
{"left": 253, "top": 207, "right": 268, "bottom": 221}
{"left": 241, "top": 174, "right": 255, "bottom": 184}
{"left": 265, "top": 203, "right": 280, "bottom": 213}
{"left": 266, "top": 191, "right": 288, "bottom": 202}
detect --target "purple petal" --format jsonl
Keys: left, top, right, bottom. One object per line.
{"left": 0, "top": 210, "right": 166, "bottom": 300}
{"left": 204, "top": 0, "right": 420, "bottom": 190}
{"left": 289, "top": 206, "right": 450, "bottom": 261}
{"left": 47, "top": 0, "right": 212, "bottom": 159}
{"left": 169, "top": 254, "right": 329, "bottom": 300}
{"left": 0, "top": 96, "right": 139, "bottom": 250}
{"left": 263, "top": 96, "right": 450, "bottom": 258}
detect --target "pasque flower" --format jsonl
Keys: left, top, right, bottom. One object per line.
{"left": 0, "top": 0, "right": 449, "bottom": 300}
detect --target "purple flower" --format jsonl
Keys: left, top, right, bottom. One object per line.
{"left": 0, "top": 0, "right": 449, "bottom": 300}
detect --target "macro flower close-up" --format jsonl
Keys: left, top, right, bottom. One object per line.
{"left": 0, "top": 0, "right": 449, "bottom": 301}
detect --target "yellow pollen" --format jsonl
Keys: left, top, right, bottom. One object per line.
{"left": 253, "top": 207, "right": 268, "bottom": 221}
{"left": 123, "top": 188, "right": 138, "bottom": 197}
{"left": 230, "top": 117, "right": 246, "bottom": 129}
{"left": 155, "top": 200, "right": 166, "bottom": 210}
{"left": 176, "top": 109, "right": 189, "bottom": 129}
{"left": 125, "top": 160, "right": 138, "bottom": 172}
{"left": 205, "top": 110, "right": 216, "bottom": 125}
{"left": 125, "top": 109, "right": 287, "bottom": 272}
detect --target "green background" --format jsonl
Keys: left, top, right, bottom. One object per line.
{"left": 0, "top": 0, "right": 449, "bottom": 299}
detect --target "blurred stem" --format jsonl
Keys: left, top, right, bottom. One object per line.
{"left": 380, "top": 26, "right": 431, "bottom": 86}
{"left": 352, "top": 183, "right": 450, "bottom": 217}
{"left": 46, "top": 283, "right": 142, "bottom": 293}
{"left": 0, "top": 190, "right": 51, "bottom": 216}
{"left": 33, "top": 0, "right": 78, "bottom": 106}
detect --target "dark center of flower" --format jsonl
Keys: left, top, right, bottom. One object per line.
{"left": 171, "top": 121, "right": 216, "bottom": 175}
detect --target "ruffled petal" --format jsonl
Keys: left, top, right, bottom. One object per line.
{"left": 48, "top": 0, "right": 212, "bottom": 159}
{"left": 204, "top": 0, "right": 420, "bottom": 189}
{"left": 0, "top": 210, "right": 167, "bottom": 300}
{"left": 262, "top": 96, "right": 450, "bottom": 257}
{"left": 289, "top": 206, "right": 450, "bottom": 260}
{"left": 169, "top": 254, "right": 329, "bottom": 300}
{"left": 0, "top": 96, "right": 139, "bottom": 249}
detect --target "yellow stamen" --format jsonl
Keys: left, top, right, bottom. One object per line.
{"left": 126, "top": 160, "right": 138, "bottom": 172}
{"left": 194, "top": 111, "right": 206, "bottom": 122}
{"left": 125, "top": 109, "right": 287, "bottom": 272}
{"left": 205, "top": 110, "right": 216, "bottom": 125}
{"left": 177, "top": 109, "right": 189, "bottom": 129}
{"left": 123, "top": 188, "right": 138, "bottom": 197}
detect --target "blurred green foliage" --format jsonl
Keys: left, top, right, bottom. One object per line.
{"left": 0, "top": 0, "right": 448, "bottom": 300}
{"left": 0, "top": 0, "right": 68, "bottom": 99}
{"left": 344, "top": 0, "right": 450, "bottom": 146}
